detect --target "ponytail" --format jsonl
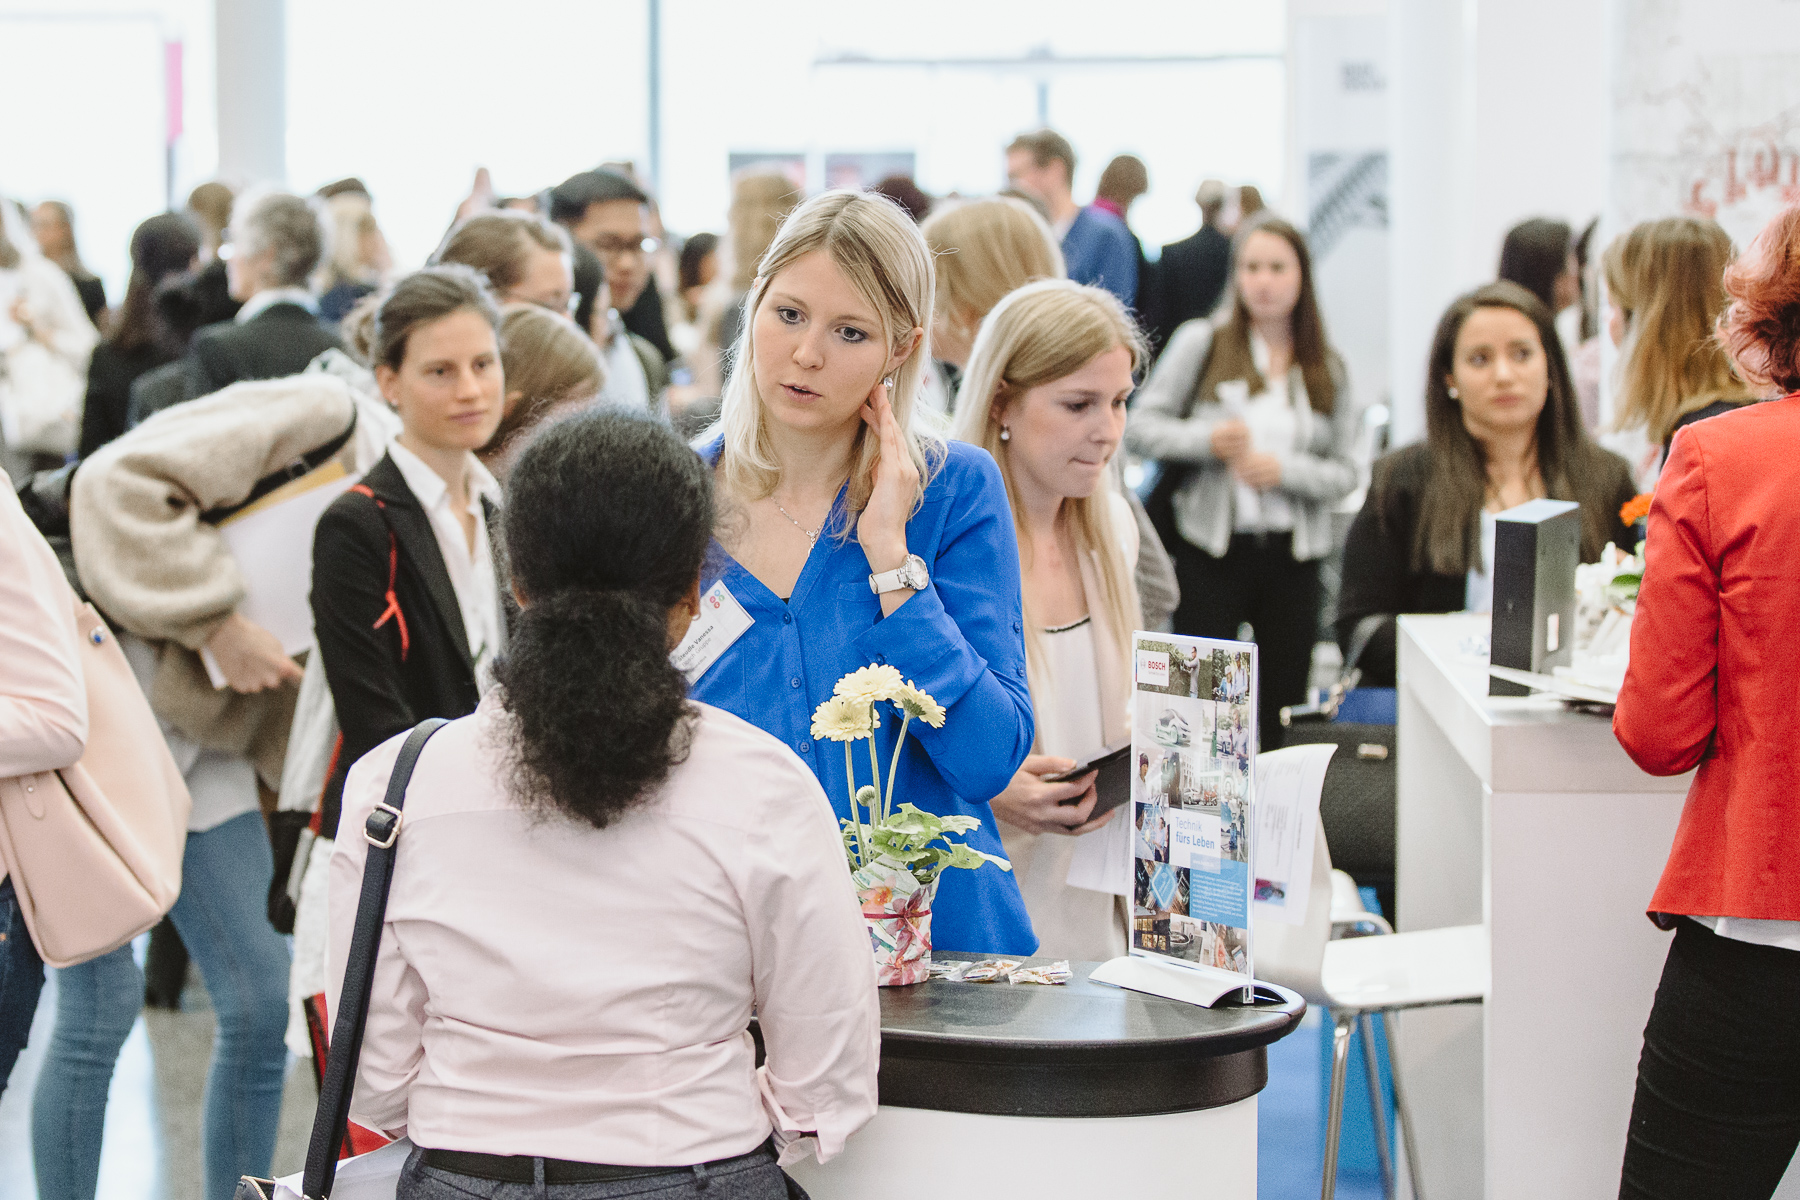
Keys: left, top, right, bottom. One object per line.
{"left": 493, "top": 411, "right": 714, "bottom": 828}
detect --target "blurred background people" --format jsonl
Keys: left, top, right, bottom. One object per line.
{"left": 30, "top": 201, "right": 107, "bottom": 328}
{"left": 433, "top": 209, "right": 574, "bottom": 314}
{"left": 718, "top": 169, "right": 803, "bottom": 356}
{"left": 1336, "top": 281, "right": 1635, "bottom": 687}
{"left": 78, "top": 212, "right": 201, "bottom": 456}
{"left": 1006, "top": 129, "right": 1138, "bottom": 309}
{"left": 1148, "top": 179, "right": 1232, "bottom": 358}
{"left": 1498, "top": 216, "right": 1579, "bottom": 322}
{"left": 871, "top": 174, "right": 933, "bottom": 223}
{"left": 0, "top": 199, "right": 99, "bottom": 474}
{"left": 1605, "top": 217, "right": 1758, "bottom": 479}
{"left": 313, "top": 178, "right": 392, "bottom": 324}
{"left": 1128, "top": 218, "right": 1357, "bottom": 750}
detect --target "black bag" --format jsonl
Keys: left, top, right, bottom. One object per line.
{"left": 234, "top": 718, "right": 447, "bottom": 1200}
{"left": 1139, "top": 325, "right": 1219, "bottom": 555}
{"left": 1278, "top": 615, "right": 1397, "bottom": 918}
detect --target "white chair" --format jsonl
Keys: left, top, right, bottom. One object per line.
{"left": 1257, "top": 827, "right": 1489, "bottom": 1200}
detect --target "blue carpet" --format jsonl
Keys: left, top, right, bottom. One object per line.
{"left": 1259, "top": 888, "right": 1394, "bottom": 1199}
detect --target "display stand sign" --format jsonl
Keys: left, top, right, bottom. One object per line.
{"left": 1091, "top": 633, "right": 1257, "bottom": 1007}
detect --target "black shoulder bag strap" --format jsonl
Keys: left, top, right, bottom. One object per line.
{"left": 300, "top": 717, "right": 449, "bottom": 1199}
{"left": 202, "top": 408, "right": 359, "bottom": 526}
{"left": 1143, "top": 323, "right": 1221, "bottom": 536}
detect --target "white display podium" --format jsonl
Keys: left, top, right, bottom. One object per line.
{"left": 1394, "top": 613, "right": 1697, "bottom": 1198}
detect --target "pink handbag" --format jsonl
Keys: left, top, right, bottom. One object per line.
{"left": 0, "top": 599, "right": 192, "bottom": 967}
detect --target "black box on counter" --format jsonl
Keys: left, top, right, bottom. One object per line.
{"left": 1489, "top": 499, "right": 1580, "bottom": 697}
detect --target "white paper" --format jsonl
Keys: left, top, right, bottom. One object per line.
{"left": 1065, "top": 806, "right": 1131, "bottom": 896}
{"left": 1250, "top": 743, "right": 1337, "bottom": 926}
{"left": 275, "top": 1136, "right": 413, "bottom": 1199}
{"left": 670, "top": 580, "right": 753, "bottom": 683}
{"left": 201, "top": 464, "right": 359, "bottom": 689}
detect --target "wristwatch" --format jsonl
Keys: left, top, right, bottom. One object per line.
{"left": 869, "top": 553, "right": 930, "bottom": 595}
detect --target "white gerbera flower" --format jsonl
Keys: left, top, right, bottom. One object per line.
{"left": 833, "top": 664, "right": 905, "bottom": 707}
{"left": 810, "top": 695, "right": 878, "bottom": 742}
{"left": 893, "top": 680, "right": 946, "bottom": 728}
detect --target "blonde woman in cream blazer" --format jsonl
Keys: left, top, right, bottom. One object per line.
{"left": 951, "top": 279, "right": 1148, "bottom": 961}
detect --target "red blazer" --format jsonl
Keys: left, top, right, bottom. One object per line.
{"left": 1615, "top": 394, "right": 1800, "bottom": 921}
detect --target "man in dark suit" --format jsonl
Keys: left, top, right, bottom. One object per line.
{"left": 179, "top": 190, "right": 341, "bottom": 401}
{"left": 1146, "top": 179, "right": 1232, "bottom": 359}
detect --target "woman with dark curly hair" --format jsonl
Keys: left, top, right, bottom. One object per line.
{"left": 327, "top": 410, "right": 878, "bottom": 1199}
{"left": 1613, "top": 203, "right": 1800, "bottom": 1199}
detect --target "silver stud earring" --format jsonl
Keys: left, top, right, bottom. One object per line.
{"left": 1448, "top": 386, "right": 1461, "bottom": 400}
{"left": 999, "top": 426, "right": 1012, "bottom": 442}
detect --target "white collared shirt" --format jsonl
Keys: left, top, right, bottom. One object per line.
{"left": 1226, "top": 332, "right": 1308, "bottom": 534}
{"left": 235, "top": 286, "right": 319, "bottom": 323}
{"left": 596, "top": 310, "right": 653, "bottom": 414}
{"left": 386, "top": 440, "right": 503, "bottom": 692}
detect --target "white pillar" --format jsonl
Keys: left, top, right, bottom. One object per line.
{"left": 1387, "top": 0, "right": 1607, "bottom": 446}
{"left": 214, "top": 0, "right": 286, "bottom": 187}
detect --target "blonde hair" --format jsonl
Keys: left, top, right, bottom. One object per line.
{"left": 921, "top": 196, "right": 1065, "bottom": 347}
{"left": 318, "top": 191, "right": 382, "bottom": 289}
{"left": 1606, "top": 217, "right": 1753, "bottom": 442}
{"left": 486, "top": 303, "right": 604, "bottom": 459}
{"left": 728, "top": 170, "right": 804, "bottom": 293}
{"left": 950, "top": 279, "right": 1146, "bottom": 670}
{"left": 717, "top": 190, "right": 940, "bottom": 527}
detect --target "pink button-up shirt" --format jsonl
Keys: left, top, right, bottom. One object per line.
{"left": 328, "top": 695, "right": 881, "bottom": 1166}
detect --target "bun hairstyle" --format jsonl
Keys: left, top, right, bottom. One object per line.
{"left": 495, "top": 411, "right": 713, "bottom": 828}
{"left": 343, "top": 264, "right": 501, "bottom": 371}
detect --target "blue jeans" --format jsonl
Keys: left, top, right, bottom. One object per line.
{"left": 31, "top": 811, "right": 292, "bottom": 1200}
{"left": 0, "top": 875, "right": 46, "bottom": 1095}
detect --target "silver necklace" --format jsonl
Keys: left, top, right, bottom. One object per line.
{"left": 774, "top": 502, "right": 821, "bottom": 545}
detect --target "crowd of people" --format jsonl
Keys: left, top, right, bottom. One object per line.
{"left": 0, "top": 122, "right": 1796, "bottom": 1199}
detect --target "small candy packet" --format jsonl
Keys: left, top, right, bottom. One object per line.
{"left": 1009, "top": 960, "right": 1072, "bottom": 985}
{"left": 958, "top": 958, "right": 1023, "bottom": 983}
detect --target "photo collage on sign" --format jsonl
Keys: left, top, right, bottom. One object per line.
{"left": 1130, "top": 636, "right": 1257, "bottom": 979}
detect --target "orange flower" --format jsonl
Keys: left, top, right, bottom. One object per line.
{"left": 1620, "top": 493, "right": 1653, "bottom": 525}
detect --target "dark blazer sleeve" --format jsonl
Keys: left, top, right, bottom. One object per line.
{"left": 1336, "top": 479, "right": 1416, "bottom": 688}
{"left": 311, "top": 494, "right": 416, "bottom": 832}
{"left": 79, "top": 348, "right": 128, "bottom": 459}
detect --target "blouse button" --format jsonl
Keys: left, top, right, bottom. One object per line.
{"left": 789, "top": 677, "right": 801, "bottom": 689}
{"left": 799, "top": 741, "right": 812, "bottom": 754}
{"left": 783, "top": 612, "right": 792, "bottom": 625}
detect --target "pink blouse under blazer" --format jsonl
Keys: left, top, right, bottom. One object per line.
{"left": 328, "top": 695, "right": 881, "bottom": 1167}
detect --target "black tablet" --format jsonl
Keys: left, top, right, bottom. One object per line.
{"left": 1045, "top": 740, "right": 1134, "bottom": 817}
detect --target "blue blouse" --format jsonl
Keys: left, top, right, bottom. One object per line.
{"left": 689, "top": 435, "right": 1038, "bottom": 956}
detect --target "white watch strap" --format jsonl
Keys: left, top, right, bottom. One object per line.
{"left": 869, "top": 555, "right": 926, "bottom": 594}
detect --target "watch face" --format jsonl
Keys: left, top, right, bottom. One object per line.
{"left": 901, "top": 555, "right": 928, "bottom": 589}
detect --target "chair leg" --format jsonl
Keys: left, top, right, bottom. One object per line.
{"left": 1321, "top": 1010, "right": 1355, "bottom": 1200}
{"left": 1382, "top": 1010, "right": 1427, "bottom": 1200}
{"left": 1359, "top": 1012, "right": 1396, "bottom": 1198}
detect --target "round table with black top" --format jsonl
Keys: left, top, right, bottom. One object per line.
{"left": 785, "top": 956, "right": 1306, "bottom": 1198}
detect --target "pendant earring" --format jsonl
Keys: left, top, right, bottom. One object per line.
{"left": 883, "top": 376, "right": 895, "bottom": 388}
{"left": 999, "top": 426, "right": 1012, "bottom": 442}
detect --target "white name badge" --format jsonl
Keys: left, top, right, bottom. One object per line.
{"left": 671, "top": 580, "right": 755, "bottom": 683}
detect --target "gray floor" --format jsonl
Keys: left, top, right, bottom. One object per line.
{"left": 0, "top": 943, "right": 316, "bottom": 1200}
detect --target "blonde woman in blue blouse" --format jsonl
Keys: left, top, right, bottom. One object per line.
{"left": 689, "top": 190, "right": 1036, "bottom": 955}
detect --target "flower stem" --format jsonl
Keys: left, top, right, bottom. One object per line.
{"left": 846, "top": 740, "right": 869, "bottom": 869}
{"left": 867, "top": 730, "right": 884, "bottom": 832}
{"left": 886, "top": 713, "right": 911, "bottom": 824}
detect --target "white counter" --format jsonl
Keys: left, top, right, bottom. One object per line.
{"left": 1394, "top": 613, "right": 1690, "bottom": 1198}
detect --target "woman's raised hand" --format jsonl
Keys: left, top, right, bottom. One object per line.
{"left": 855, "top": 375, "right": 919, "bottom": 576}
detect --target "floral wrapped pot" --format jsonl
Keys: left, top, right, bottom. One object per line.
{"left": 854, "top": 863, "right": 938, "bottom": 986}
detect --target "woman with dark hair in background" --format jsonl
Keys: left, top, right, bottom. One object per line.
{"left": 1613, "top": 203, "right": 1800, "bottom": 1200}
{"left": 1336, "top": 281, "right": 1635, "bottom": 688}
{"left": 78, "top": 212, "right": 201, "bottom": 456}
{"left": 1498, "top": 216, "right": 1579, "bottom": 317}
{"left": 30, "top": 200, "right": 107, "bottom": 326}
{"left": 1127, "top": 218, "right": 1359, "bottom": 749}
{"left": 310, "top": 267, "right": 506, "bottom": 844}
{"left": 328, "top": 411, "right": 879, "bottom": 1199}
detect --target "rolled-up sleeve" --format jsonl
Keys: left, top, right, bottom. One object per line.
{"left": 738, "top": 758, "right": 880, "bottom": 1164}
{"left": 326, "top": 732, "right": 427, "bottom": 1137}
{"left": 1615, "top": 431, "right": 1718, "bottom": 775}
{"left": 856, "top": 447, "right": 1033, "bottom": 803}
{"left": 0, "top": 481, "right": 87, "bottom": 778}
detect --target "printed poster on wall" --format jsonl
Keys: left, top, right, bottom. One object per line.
{"left": 1129, "top": 633, "right": 1257, "bottom": 994}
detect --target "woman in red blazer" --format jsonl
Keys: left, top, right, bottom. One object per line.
{"left": 1613, "top": 204, "right": 1800, "bottom": 1200}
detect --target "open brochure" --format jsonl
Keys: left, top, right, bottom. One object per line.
{"left": 200, "top": 460, "right": 359, "bottom": 689}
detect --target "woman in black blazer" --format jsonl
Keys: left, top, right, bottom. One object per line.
{"left": 1338, "top": 282, "right": 1636, "bottom": 686}
{"left": 311, "top": 267, "right": 506, "bottom": 836}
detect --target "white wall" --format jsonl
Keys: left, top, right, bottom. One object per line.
{"left": 1387, "top": 0, "right": 1608, "bottom": 444}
